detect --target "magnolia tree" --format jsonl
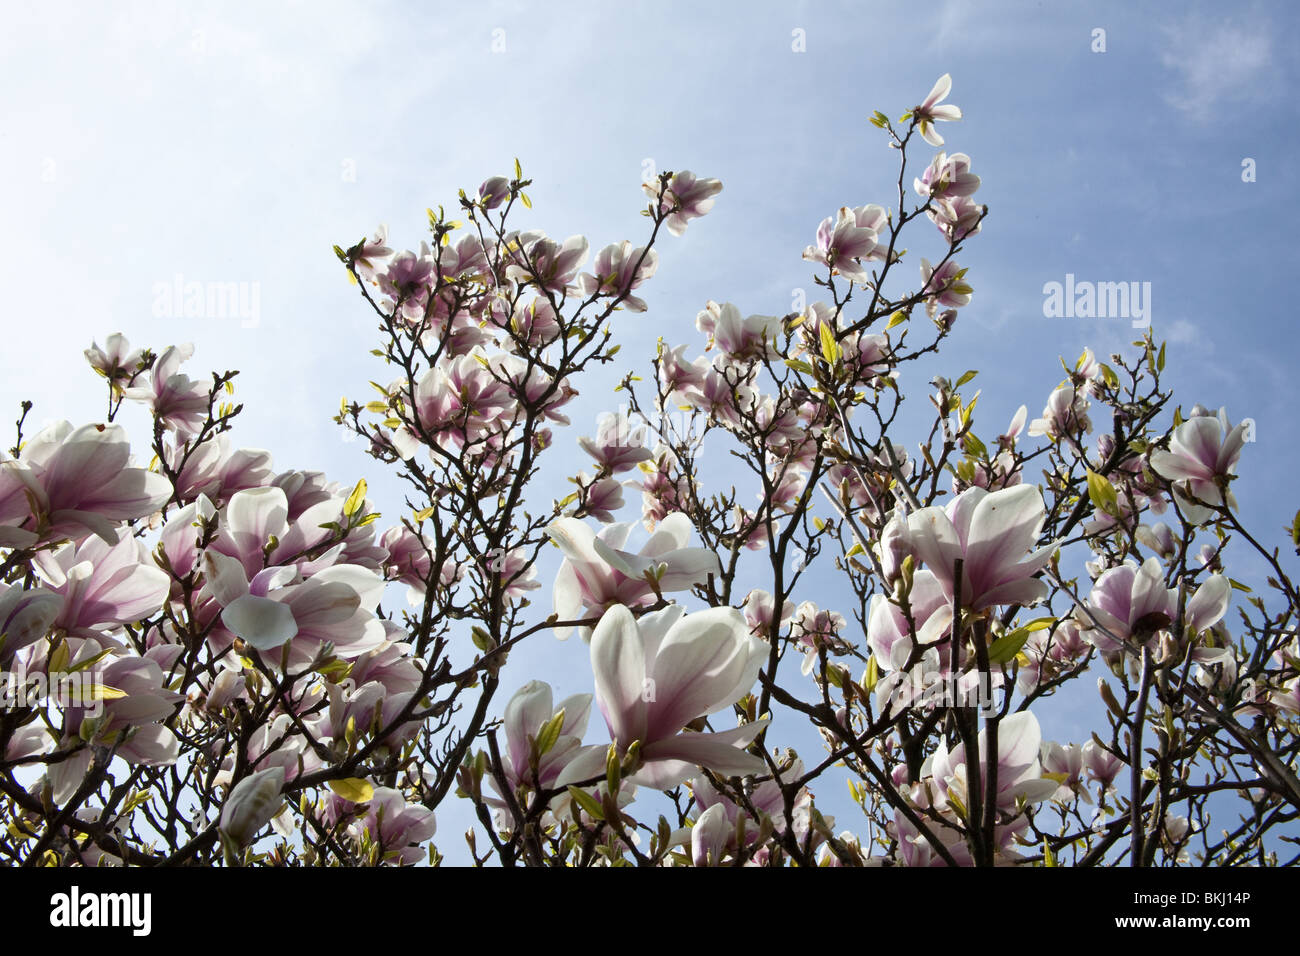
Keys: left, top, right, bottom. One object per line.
{"left": 2, "top": 75, "right": 1298, "bottom": 868}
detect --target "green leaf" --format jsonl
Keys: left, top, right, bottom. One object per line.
{"left": 986, "top": 627, "right": 1033, "bottom": 665}
{"left": 567, "top": 786, "right": 605, "bottom": 821}
{"left": 886, "top": 310, "right": 908, "bottom": 329}
{"left": 954, "top": 369, "right": 978, "bottom": 388}
{"left": 328, "top": 778, "right": 375, "bottom": 803}
{"left": 1085, "top": 469, "right": 1119, "bottom": 517}
{"left": 534, "top": 709, "right": 566, "bottom": 757}
{"left": 819, "top": 320, "right": 841, "bottom": 365}
{"left": 343, "top": 478, "right": 368, "bottom": 518}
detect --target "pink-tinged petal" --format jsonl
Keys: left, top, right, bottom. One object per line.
{"left": 202, "top": 550, "right": 251, "bottom": 606}
{"left": 552, "top": 561, "right": 585, "bottom": 634}
{"left": 548, "top": 516, "right": 598, "bottom": 562}
{"left": 102, "top": 693, "right": 178, "bottom": 725}
{"left": 553, "top": 744, "right": 610, "bottom": 789}
{"left": 90, "top": 469, "right": 172, "bottom": 521}
{"left": 646, "top": 607, "right": 762, "bottom": 735}
{"left": 964, "top": 485, "right": 1044, "bottom": 580}
{"left": 504, "top": 680, "right": 554, "bottom": 772}
{"left": 992, "top": 711, "right": 1041, "bottom": 771}
{"left": 641, "top": 511, "right": 694, "bottom": 556}
{"left": 1217, "top": 423, "right": 1247, "bottom": 472}
{"left": 591, "top": 537, "right": 644, "bottom": 579}
{"left": 47, "top": 749, "right": 94, "bottom": 804}
{"left": 590, "top": 604, "right": 648, "bottom": 744}
{"left": 691, "top": 803, "right": 730, "bottom": 866}
{"left": 555, "top": 692, "right": 593, "bottom": 738}
{"left": 226, "top": 487, "right": 290, "bottom": 549}
{"left": 312, "top": 565, "right": 385, "bottom": 612}
{"left": 923, "top": 73, "right": 952, "bottom": 108}
{"left": 222, "top": 594, "right": 298, "bottom": 650}
{"left": 638, "top": 720, "right": 770, "bottom": 786}
{"left": 1149, "top": 449, "right": 1204, "bottom": 482}
{"left": 906, "top": 507, "right": 963, "bottom": 585}
{"left": 975, "top": 578, "right": 1048, "bottom": 609}
{"left": 651, "top": 547, "right": 722, "bottom": 590}
{"left": 283, "top": 580, "right": 361, "bottom": 626}
{"left": 1185, "top": 574, "right": 1230, "bottom": 634}
{"left": 1176, "top": 417, "right": 1223, "bottom": 472}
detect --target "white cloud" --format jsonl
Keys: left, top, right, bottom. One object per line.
{"left": 1160, "top": 13, "right": 1272, "bottom": 120}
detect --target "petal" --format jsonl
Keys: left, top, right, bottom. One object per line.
{"left": 222, "top": 594, "right": 298, "bottom": 651}
{"left": 590, "top": 604, "right": 648, "bottom": 744}
{"left": 963, "top": 486, "right": 1045, "bottom": 590}
{"left": 923, "top": 73, "right": 952, "bottom": 108}
{"left": 1185, "top": 574, "right": 1230, "bottom": 634}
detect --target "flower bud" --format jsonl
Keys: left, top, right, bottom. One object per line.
{"left": 219, "top": 766, "right": 285, "bottom": 848}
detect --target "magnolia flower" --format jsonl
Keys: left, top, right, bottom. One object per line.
{"left": 572, "top": 603, "right": 769, "bottom": 790}
{"left": 1040, "top": 741, "right": 1085, "bottom": 802}
{"left": 914, "top": 73, "right": 963, "bottom": 147}
{"left": 345, "top": 787, "right": 437, "bottom": 866}
{"left": 658, "top": 343, "right": 709, "bottom": 399}
{"left": 1149, "top": 410, "right": 1246, "bottom": 524}
{"left": 579, "top": 476, "right": 625, "bottom": 523}
{"left": 505, "top": 233, "right": 589, "bottom": 293}
{"left": 696, "top": 302, "right": 782, "bottom": 363}
{"left": 691, "top": 802, "right": 731, "bottom": 866}
{"left": 1076, "top": 557, "right": 1175, "bottom": 654}
{"left": 905, "top": 484, "right": 1056, "bottom": 611}
{"left": 802, "top": 206, "right": 879, "bottom": 282}
{"left": 122, "top": 344, "right": 209, "bottom": 440}
{"left": 34, "top": 534, "right": 170, "bottom": 640}
{"left": 0, "top": 583, "right": 64, "bottom": 665}
{"left": 479, "top": 175, "right": 511, "bottom": 209}
{"left": 867, "top": 569, "right": 953, "bottom": 674}
{"left": 1081, "top": 738, "right": 1124, "bottom": 789}
{"left": 913, "top": 151, "right": 980, "bottom": 200}
{"left": 644, "top": 170, "right": 723, "bottom": 236}
{"left": 919, "top": 258, "right": 972, "bottom": 315}
{"left": 48, "top": 648, "right": 185, "bottom": 801}
{"left": 548, "top": 513, "right": 722, "bottom": 639}
{"left": 925, "top": 711, "right": 1058, "bottom": 816}
{"left": 928, "top": 194, "right": 984, "bottom": 242}
{"left": 1027, "top": 384, "right": 1091, "bottom": 445}
{"left": 352, "top": 224, "right": 393, "bottom": 282}
{"left": 14, "top": 421, "right": 171, "bottom": 545}
{"left": 1078, "top": 557, "right": 1229, "bottom": 658}
{"left": 84, "top": 333, "right": 147, "bottom": 391}
{"left": 576, "top": 240, "right": 659, "bottom": 312}
{"left": 689, "top": 757, "right": 807, "bottom": 852}
{"left": 742, "top": 588, "right": 794, "bottom": 637}
{"left": 490, "top": 681, "right": 595, "bottom": 813}
{"left": 1135, "top": 522, "right": 1177, "bottom": 560}
{"left": 578, "top": 412, "right": 653, "bottom": 474}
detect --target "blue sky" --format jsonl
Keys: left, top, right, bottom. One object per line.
{"left": 3, "top": 0, "right": 1296, "bottom": 861}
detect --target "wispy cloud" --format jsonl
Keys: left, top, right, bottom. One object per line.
{"left": 1160, "top": 13, "right": 1272, "bottom": 120}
